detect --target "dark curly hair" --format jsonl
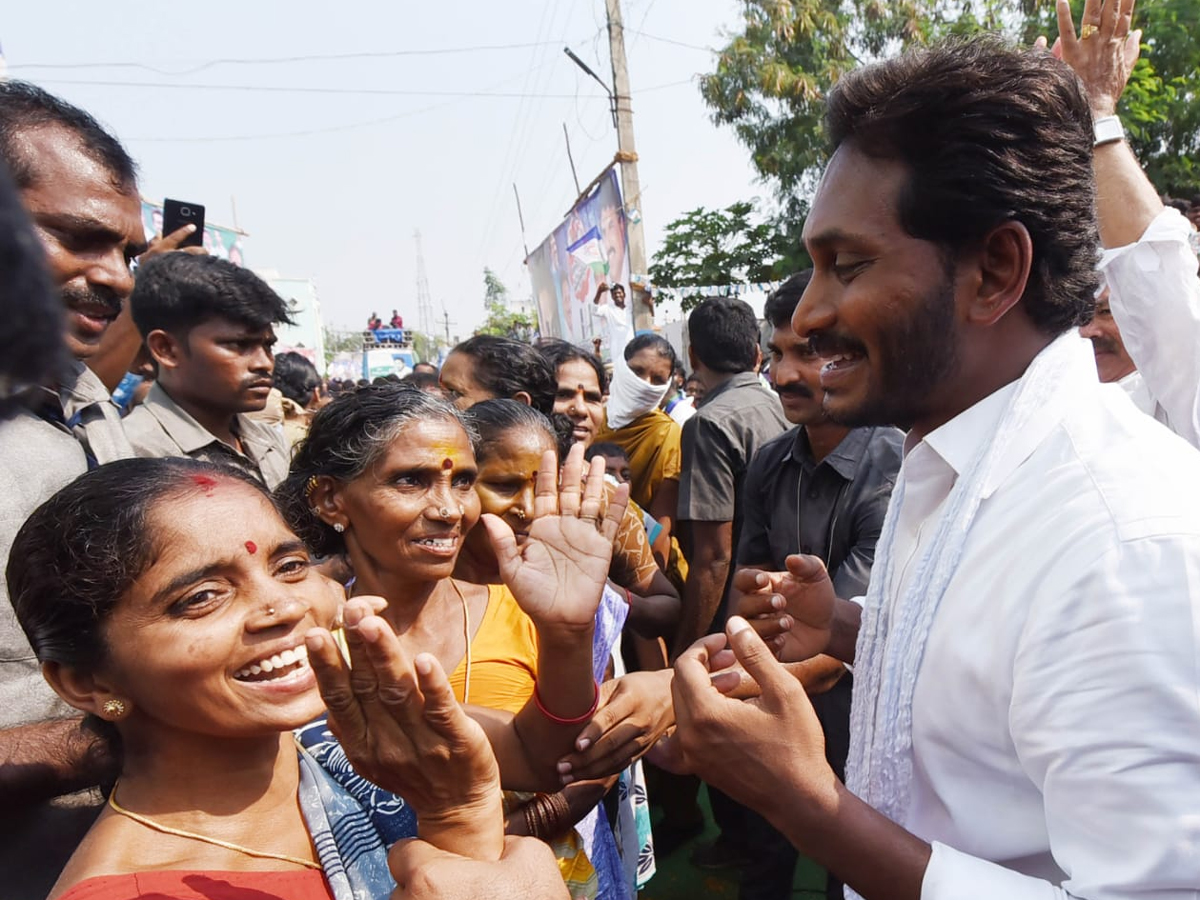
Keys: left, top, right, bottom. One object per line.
{"left": 448, "top": 335, "right": 557, "bottom": 416}
{"left": 131, "top": 253, "right": 294, "bottom": 339}
{"left": 276, "top": 383, "right": 475, "bottom": 557}
{"left": 825, "top": 35, "right": 1100, "bottom": 333}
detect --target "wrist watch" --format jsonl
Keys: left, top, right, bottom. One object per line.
{"left": 1093, "top": 115, "right": 1125, "bottom": 147}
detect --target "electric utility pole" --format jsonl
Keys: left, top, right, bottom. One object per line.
{"left": 605, "top": 0, "right": 653, "bottom": 331}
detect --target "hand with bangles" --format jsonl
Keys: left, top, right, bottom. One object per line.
{"left": 307, "top": 596, "right": 505, "bottom": 861}
{"left": 556, "top": 669, "right": 677, "bottom": 784}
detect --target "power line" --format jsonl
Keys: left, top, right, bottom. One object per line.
{"left": 625, "top": 29, "right": 715, "bottom": 52}
{"left": 126, "top": 98, "right": 459, "bottom": 143}
{"left": 6, "top": 41, "right": 584, "bottom": 75}
{"left": 35, "top": 78, "right": 609, "bottom": 99}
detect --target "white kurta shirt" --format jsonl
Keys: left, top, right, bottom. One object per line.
{"left": 877, "top": 334, "right": 1200, "bottom": 899}
{"left": 1101, "top": 207, "right": 1200, "bottom": 448}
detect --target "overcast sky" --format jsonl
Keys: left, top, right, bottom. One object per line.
{"left": 3, "top": 0, "right": 767, "bottom": 337}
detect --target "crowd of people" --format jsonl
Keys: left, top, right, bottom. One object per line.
{"left": 2, "top": 0, "right": 1200, "bottom": 898}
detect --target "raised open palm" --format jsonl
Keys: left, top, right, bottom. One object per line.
{"left": 483, "top": 444, "right": 628, "bottom": 631}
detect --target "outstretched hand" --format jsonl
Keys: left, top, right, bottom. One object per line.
{"left": 307, "top": 596, "right": 504, "bottom": 860}
{"left": 557, "top": 669, "right": 676, "bottom": 783}
{"left": 1035, "top": 0, "right": 1140, "bottom": 116}
{"left": 483, "top": 443, "right": 628, "bottom": 633}
{"left": 664, "top": 618, "right": 838, "bottom": 826}
{"left": 731, "top": 555, "right": 837, "bottom": 663}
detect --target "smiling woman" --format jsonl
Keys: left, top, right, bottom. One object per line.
{"left": 9, "top": 455, "right": 581, "bottom": 900}
{"left": 6, "top": 459, "right": 378, "bottom": 899}
{"left": 275, "top": 383, "right": 636, "bottom": 899}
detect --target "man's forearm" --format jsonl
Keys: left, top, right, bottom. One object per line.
{"left": 1094, "top": 139, "right": 1163, "bottom": 249}
{"left": 0, "top": 717, "right": 117, "bottom": 805}
{"left": 770, "top": 781, "right": 931, "bottom": 900}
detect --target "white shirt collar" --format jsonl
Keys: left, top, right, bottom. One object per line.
{"left": 903, "top": 332, "right": 1098, "bottom": 500}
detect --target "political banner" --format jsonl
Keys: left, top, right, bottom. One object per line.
{"left": 526, "top": 168, "right": 631, "bottom": 352}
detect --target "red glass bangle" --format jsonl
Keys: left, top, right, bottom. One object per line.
{"left": 533, "top": 680, "right": 600, "bottom": 725}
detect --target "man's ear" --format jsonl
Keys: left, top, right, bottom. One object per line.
{"left": 145, "top": 329, "right": 186, "bottom": 372}
{"left": 513, "top": 391, "right": 533, "bottom": 407}
{"left": 967, "top": 220, "right": 1034, "bottom": 328}
{"left": 42, "top": 661, "right": 130, "bottom": 721}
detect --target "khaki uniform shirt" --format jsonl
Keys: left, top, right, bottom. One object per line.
{"left": 123, "top": 382, "right": 290, "bottom": 489}
{"left": 0, "top": 363, "right": 131, "bottom": 900}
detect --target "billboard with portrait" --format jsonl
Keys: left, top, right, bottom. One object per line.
{"left": 141, "top": 201, "right": 248, "bottom": 267}
{"left": 526, "top": 167, "right": 630, "bottom": 351}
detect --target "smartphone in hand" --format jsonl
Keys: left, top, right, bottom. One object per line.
{"left": 162, "top": 198, "right": 205, "bottom": 248}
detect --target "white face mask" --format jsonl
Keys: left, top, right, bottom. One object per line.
{"left": 606, "top": 358, "right": 670, "bottom": 429}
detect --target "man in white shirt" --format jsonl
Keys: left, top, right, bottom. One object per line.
{"left": 663, "top": 6, "right": 1200, "bottom": 900}
{"left": 1064, "top": 20, "right": 1200, "bottom": 448}
{"left": 1078, "top": 286, "right": 1169, "bottom": 424}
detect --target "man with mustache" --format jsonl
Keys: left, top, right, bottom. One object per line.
{"left": 123, "top": 253, "right": 293, "bottom": 488}
{"left": 0, "top": 81, "right": 163, "bottom": 899}
{"left": 667, "top": 4, "right": 1200, "bottom": 897}
{"left": 1078, "top": 285, "right": 1168, "bottom": 425}
{"left": 728, "top": 270, "right": 902, "bottom": 900}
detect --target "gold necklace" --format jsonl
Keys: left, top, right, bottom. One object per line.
{"left": 107, "top": 782, "right": 323, "bottom": 871}
{"left": 448, "top": 578, "right": 473, "bottom": 703}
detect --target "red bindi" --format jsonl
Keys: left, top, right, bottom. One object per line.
{"left": 190, "top": 474, "right": 218, "bottom": 495}
{"left": 244, "top": 541, "right": 257, "bottom": 554}
{"left": 442, "top": 458, "right": 453, "bottom": 470}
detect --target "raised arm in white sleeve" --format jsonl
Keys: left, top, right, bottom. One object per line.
{"left": 1100, "top": 208, "right": 1200, "bottom": 447}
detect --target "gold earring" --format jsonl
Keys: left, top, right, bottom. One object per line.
{"left": 102, "top": 699, "right": 127, "bottom": 719}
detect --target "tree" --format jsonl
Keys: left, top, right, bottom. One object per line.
{"left": 322, "top": 326, "right": 363, "bottom": 367}
{"left": 701, "top": 0, "right": 1200, "bottom": 204}
{"left": 649, "top": 200, "right": 802, "bottom": 311}
{"left": 411, "top": 331, "right": 442, "bottom": 364}
{"left": 477, "top": 268, "right": 537, "bottom": 340}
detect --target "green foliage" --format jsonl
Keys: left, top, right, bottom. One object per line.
{"left": 649, "top": 200, "right": 807, "bottom": 311}
{"left": 483, "top": 267, "right": 509, "bottom": 311}
{"left": 411, "top": 331, "right": 441, "bottom": 364}
{"left": 702, "top": 0, "right": 1200, "bottom": 203}
{"left": 477, "top": 268, "right": 538, "bottom": 340}
{"left": 322, "top": 326, "right": 364, "bottom": 366}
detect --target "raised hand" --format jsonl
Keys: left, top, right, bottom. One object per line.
{"left": 1036, "top": 0, "right": 1140, "bottom": 116}
{"left": 731, "top": 555, "right": 838, "bottom": 663}
{"left": 140, "top": 222, "right": 207, "bottom": 263}
{"left": 307, "top": 596, "right": 504, "bottom": 860}
{"left": 556, "top": 669, "right": 676, "bottom": 784}
{"left": 483, "top": 443, "right": 628, "bottom": 632}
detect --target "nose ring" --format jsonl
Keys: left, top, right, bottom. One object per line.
{"left": 267, "top": 606, "right": 276, "bottom": 616}
{"left": 439, "top": 507, "right": 450, "bottom": 517}
{"left": 514, "top": 509, "right": 527, "bottom": 521}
